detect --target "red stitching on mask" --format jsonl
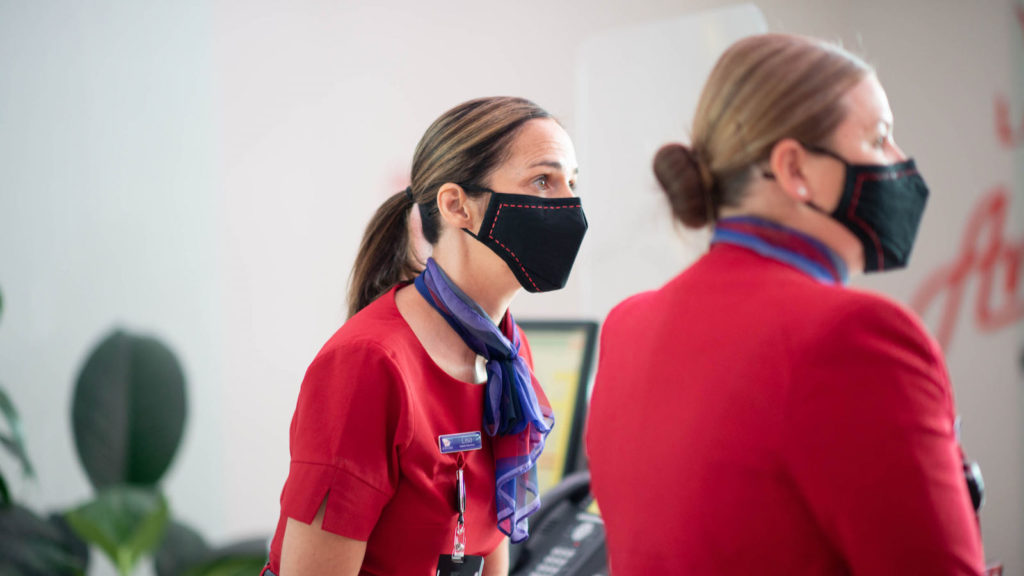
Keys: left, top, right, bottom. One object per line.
{"left": 845, "top": 168, "right": 918, "bottom": 270}
{"left": 485, "top": 202, "right": 583, "bottom": 290}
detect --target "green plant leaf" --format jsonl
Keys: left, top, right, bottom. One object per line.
{"left": 65, "top": 486, "right": 169, "bottom": 576}
{"left": 72, "top": 330, "right": 187, "bottom": 489}
{"left": 0, "top": 386, "right": 35, "bottom": 479}
{"left": 0, "top": 473, "right": 8, "bottom": 507}
{"left": 0, "top": 504, "right": 88, "bottom": 575}
{"left": 155, "top": 519, "right": 209, "bottom": 576}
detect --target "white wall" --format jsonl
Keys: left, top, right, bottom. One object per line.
{"left": 1, "top": 0, "right": 1019, "bottom": 573}
{"left": 0, "top": 0, "right": 224, "bottom": 556}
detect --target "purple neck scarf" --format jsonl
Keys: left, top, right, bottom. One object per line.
{"left": 414, "top": 258, "right": 553, "bottom": 542}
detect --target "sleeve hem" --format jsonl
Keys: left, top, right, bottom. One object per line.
{"left": 280, "top": 460, "right": 391, "bottom": 541}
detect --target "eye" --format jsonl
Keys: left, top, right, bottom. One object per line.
{"left": 569, "top": 179, "right": 577, "bottom": 192}
{"left": 874, "top": 123, "right": 894, "bottom": 149}
{"left": 534, "top": 175, "right": 549, "bottom": 190}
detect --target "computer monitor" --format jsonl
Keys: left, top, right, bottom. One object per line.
{"left": 518, "top": 320, "right": 599, "bottom": 496}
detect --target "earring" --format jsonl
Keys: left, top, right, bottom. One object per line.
{"left": 797, "top": 186, "right": 808, "bottom": 198}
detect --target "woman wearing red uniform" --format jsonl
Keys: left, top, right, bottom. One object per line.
{"left": 264, "top": 97, "right": 587, "bottom": 575}
{"left": 586, "top": 34, "right": 986, "bottom": 574}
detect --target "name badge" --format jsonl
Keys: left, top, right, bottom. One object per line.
{"left": 438, "top": 431, "right": 482, "bottom": 454}
{"left": 436, "top": 554, "right": 484, "bottom": 575}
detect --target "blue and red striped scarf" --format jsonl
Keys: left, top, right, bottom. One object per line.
{"left": 414, "top": 258, "right": 553, "bottom": 543}
{"left": 712, "top": 216, "right": 848, "bottom": 285}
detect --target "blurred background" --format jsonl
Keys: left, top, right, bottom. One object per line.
{"left": 1, "top": 0, "right": 1020, "bottom": 574}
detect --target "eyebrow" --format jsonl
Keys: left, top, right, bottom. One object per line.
{"left": 529, "top": 160, "right": 580, "bottom": 175}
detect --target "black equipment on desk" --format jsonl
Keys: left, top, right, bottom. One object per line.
{"left": 509, "top": 471, "right": 607, "bottom": 576}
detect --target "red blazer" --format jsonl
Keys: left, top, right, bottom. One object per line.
{"left": 587, "top": 243, "right": 985, "bottom": 575}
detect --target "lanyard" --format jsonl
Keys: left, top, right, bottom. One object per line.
{"left": 452, "top": 455, "right": 467, "bottom": 561}
{"left": 436, "top": 440, "right": 486, "bottom": 575}
{"left": 437, "top": 431, "right": 482, "bottom": 566}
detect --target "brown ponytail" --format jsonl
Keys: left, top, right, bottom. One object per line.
{"left": 346, "top": 189, "right": 418, "bottom": 318}
{"left": 656, "top": 34, "right": 872, "bottom": 228}
{"left": 347, "top": 96, "right": 552, "bottom": 317}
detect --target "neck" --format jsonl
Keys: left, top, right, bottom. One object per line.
{"left": 719, "top": 183, "right": 864, "bottom": 275}
{"left": 431, "top": 250, "right": 518, "bottom": 325}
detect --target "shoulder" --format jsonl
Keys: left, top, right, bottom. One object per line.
{"left": 319, "top": 288, "right": 418, "bottom": 363}
{"left": 603, "top": 290, "right": 658, "bottom": 333}
{"left": 292, "top": 295, "right": 418, "bottom": 447}
{"left": 300, "top": 290, "right": 423, "bottom": 399}
{"left": 792, "top": 287, "right": 952, "bottom": 413}
{"left": 809, "top": 287, "right": 941, "bottom": 360}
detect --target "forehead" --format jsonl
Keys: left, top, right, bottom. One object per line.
{"left": 503, "top": 118, "right": 578, "bottom": 171}
{"left": 838, "top": 74, "right": 893, "bottom": 133}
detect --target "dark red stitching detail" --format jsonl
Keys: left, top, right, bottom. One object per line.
{"left": 485, "top": 202, "right": 582, "bottom": 291}
{"left": 845, "top": 169, "right": 918, "bottom": 269}
{"left": 494, "top": 204, "right": 582, "bottom": 209}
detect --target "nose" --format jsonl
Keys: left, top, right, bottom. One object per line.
{"left": 889, "top": 140, "right": 908, "bottom": 162}
{"left": 560, "top": 174, "right": 580, "bottom": 199}
{"left": 548, "top": 178, "right": 576, "bottom": 199}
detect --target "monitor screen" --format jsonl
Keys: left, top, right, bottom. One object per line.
{"left": 518, "top": 320, "right": 599, "bottom": 496}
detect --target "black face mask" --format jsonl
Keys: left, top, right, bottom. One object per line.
{"left": 804, "top": 144, "right": 930, "bottom": 273}
{"left": 462, "top": 187, "right": 588, "bottom": 292}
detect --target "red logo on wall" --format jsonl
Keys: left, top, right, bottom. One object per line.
{"left": 911, "top": 187, "right": 1024, "bottom": 350}
{"left": 910, "top": 1, "right": 1023, "bottom": 351}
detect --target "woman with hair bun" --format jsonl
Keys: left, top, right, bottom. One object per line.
{"left": 264, "top": 96, "right": 587, "bottom": 576}
{"left": 586, "top": 34, "right": 986, "bottom": 574}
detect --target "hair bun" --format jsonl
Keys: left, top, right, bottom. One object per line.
{"left": 653, "top": 143, "right": 713, "bottom": 228}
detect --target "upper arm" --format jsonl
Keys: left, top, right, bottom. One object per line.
{"left": 483, "top": 537, "right": 510, "bottom": 576}
{"left": 280, "top": 339, "right": 412, "bottom": 544}
{"left": 785, "top": 302, "right": 984, "bottom": 574}
{"left": 280, "top": 497, "right": 367, "bottom": 576}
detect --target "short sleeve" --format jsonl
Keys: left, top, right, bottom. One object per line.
{"left": 784, "top": 298, "right": 985, "bottom": 575}
{"left": 280, "top": 339, "right": 413, "bottom": 541}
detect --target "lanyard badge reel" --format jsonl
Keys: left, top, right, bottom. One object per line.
{"left": 436, "top": 441, "right": 484, "bottom": 575}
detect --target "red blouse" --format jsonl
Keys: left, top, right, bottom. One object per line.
{"left": 587, "top": 243, "right": 985, "bottom": 575}
{"left": 268, "top": 286, "right": 532, "bottom": 575}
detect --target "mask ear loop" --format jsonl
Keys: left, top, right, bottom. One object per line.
{"left": 455, "top": 183, "right": 496, "bottom": 240}
{"left": 801, "top": 142, "right": 847, "bottom": 163}
{"left": 798, "top": 142, "right": 848, "bottom": 215}
{"left": 460, "top": 184, "right": 497, "bottom": 195}
{"left": 760, "top": 143, "right": 841, "bottom": 215}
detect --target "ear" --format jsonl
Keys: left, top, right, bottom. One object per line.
{"left": 768, "top": 138, "right": 811, "bottom": 203}
{"left": 436, "top": 182, "right": 476, "bottom": 231}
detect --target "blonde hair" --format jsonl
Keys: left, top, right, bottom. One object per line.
{"left": 654, "top": 34, "right": 873, "bottom": 227}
